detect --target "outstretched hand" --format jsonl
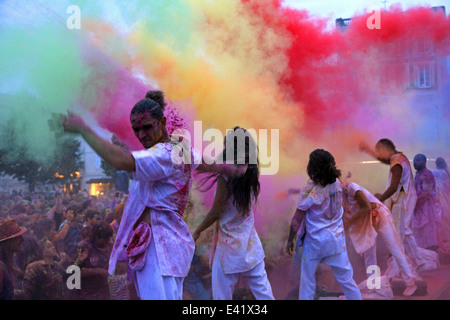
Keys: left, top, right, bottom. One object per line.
{"left": 48, "top": 111, "right": 88, "bottom": 135}
{"left": 359, "top": 141, "right": 370, "bottom": 153}
{"left": 62, "top": 111, "right": 88, "bottom": 134}
{"left": 195, "top": 162, "right": 248, "bottom": 178}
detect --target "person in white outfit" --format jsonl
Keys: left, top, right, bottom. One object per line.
{"left": 359, "top": 139, "right": 438, "bottom": 271}
{"left": 342, "top": 181, "right": 417, "bottom": 296}
{"left": 193, "top": 127, "right": 274, "bottom": 300}
{"left": 286, "top": 149, "right": 362, "bottom": 300}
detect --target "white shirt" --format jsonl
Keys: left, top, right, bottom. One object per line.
{"left": 211, "top": 176, "right": 265, "bottom": 274}
{"left": 344, "top": 182, "right": 385, "bottom": 214}
{"left": 343, "top": 182, "right": 382, "bottom": 254}
{"left": 108, "top": 142, "right": 200, "bottom": 277}
{"left": 297, "top": 180, "right": 346, "bottom": 259}
{"left": 387, "top": 153, "right": 417, "bottom": 207}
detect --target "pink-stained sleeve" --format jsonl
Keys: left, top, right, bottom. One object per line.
{"left": 132, "top": 147, "right": 173, "bottom": 182}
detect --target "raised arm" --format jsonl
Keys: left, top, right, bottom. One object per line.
{"left": 196, "top": 161, "right": 248, "bottom": 177}
{"left": 62, "top": 113, "right": 136, "bottom": 172}
{"left": 192, "top": 176, "right": 229, "bottom": 241}
{"left": 54, "top": 221, "right": 70, "bottom": 242}
{"left": 359, "top": 141, "right": 390, "bottom": 165}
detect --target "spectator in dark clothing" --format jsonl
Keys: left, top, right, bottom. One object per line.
{"left": 73, "top": 221, "right": 113, "bottom": 300}
{"left": 84, "top": 208, "right": 101, "bottom": 227}
{"left": 16, "top": 240, "right": 67, "bottom": 300}
{"left": 0, "top": 219, "right": 26, "bottom": 300}
{"left": 54, "top": 205, "right": 84, "bottom": 261}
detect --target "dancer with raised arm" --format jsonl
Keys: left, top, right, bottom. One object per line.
{"left": 360, "top": 139, "right": 425, "bottom": 268}
{"left": 57, "top": 90, "right": 245, "bottom": 300}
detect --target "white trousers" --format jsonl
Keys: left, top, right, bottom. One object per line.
{"left": 363, "top": 211, "right": 415, "bottom": 285}
{"left": 132, "top": 237, "right": 184, "bottom": 300}
{"left": 390, "top": 193, "right": 425, "bottom": 267}
{"left": 300, "top": 250, "right": 362, "bottom": 300}
{"left": 211, "top": 252, "right": 275, "bottom": 300}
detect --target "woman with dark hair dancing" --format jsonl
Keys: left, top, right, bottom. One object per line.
{"left": 193, "top": 127, "right": 274, "bottom": 300}
{"left": 286, "top": 149, "right": 361, "bottom": 300}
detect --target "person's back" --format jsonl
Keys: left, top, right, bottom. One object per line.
{"left": 20, "top": 259, "right": 65, "bottom": 300}
{"left": 290, "top": 149, "right": 361, "bottom": 300}
{"left": 298, "top": 180, "right": 346, "bottom": 260}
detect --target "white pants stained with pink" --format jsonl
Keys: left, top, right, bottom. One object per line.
{"left": 132, "top": 237, "right": 184, "bottom": 300}
{"left": 363, "top": 211, "right": 415, "bottom": 286}
{"left": 390, "top": 193, "right": 425, "bottom": 267}
{"left": 211, "top": 252, "right": 274, "bottom": 300}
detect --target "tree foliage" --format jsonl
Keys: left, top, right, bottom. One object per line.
{"left": 0, "top": 123, "right": 83, "bottom": 192}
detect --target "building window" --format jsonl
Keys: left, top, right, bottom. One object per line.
{"left": 95, "top": 155, "right": 102, "bottom": 169}
{"left": 408, "top": 62, "right": 436, "bottom": 89}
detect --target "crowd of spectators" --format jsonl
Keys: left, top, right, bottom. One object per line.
{"left": 0, "top": 187, "right": 130, "bottom": 300}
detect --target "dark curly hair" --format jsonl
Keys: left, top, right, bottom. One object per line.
{"left": 130, "top": 90, "right": 166, "bottom": 120}
{"left": 307, "top": 149, "right": 341, "bottom": 187}
{"left": 89, "top": 221, "right": 113, "bottom": 243}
